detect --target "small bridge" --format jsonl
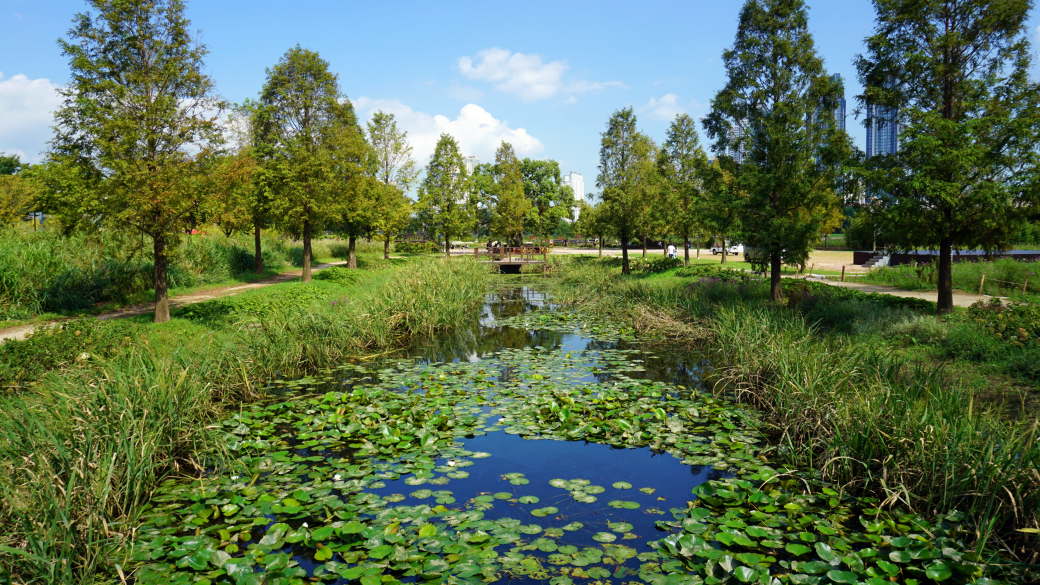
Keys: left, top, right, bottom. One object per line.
{"left": 474, "top": 247, "right": 549, "bottom": 274}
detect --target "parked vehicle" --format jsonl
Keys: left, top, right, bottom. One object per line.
{"left": 711, "top": 242, "right": 744, "bottom": 255}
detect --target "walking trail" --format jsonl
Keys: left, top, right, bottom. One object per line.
{"left": 800, "top": 274, "right": 995, "bottom": 308}
{"left": 0, "top": 260, "right": 349, "bottom": 343}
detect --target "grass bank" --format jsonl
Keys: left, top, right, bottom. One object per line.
{"left": 854, "top": 257, "right": 1040, "bottom": 304}
{"left": 0, "top": 226, "right": 379, "bottom": 324}
{"left": 0, "top": 256, "right": 495, "bottom": 584}
{"left": 553, "top": 259, "right": 1039, "bottom": 569}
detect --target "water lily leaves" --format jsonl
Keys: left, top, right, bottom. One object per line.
{"left": 474, "top": 495, "right": 495, "bottom": 503}
{"left": 732, "top": 566, "right": 758, "bottom": 583}
{"left": 544, "top": 527, "right": 564, "bottom": 537}
{"left": 583, "top": 485, "right": 605, "bottom": 494}
{"left": 510, "top": 478, "right": 530, "bottom": 485}
{"left": 383, "top": 493, "right": 405, "bottom": 502}
{"left": 639, "top": 487, "right": 656, "bottom": 494}
{"left": 562, "top": 522, "right": 584, "bottom": 531}
{"left": 715, "top": 532, "right": 735, "bottom": 546}
{"left": 925, "top": 561, "right": 953, "bottom": 580}
{"left": 571, "top": 492, "right": 597, "bottom": 504}
{"left": 612, "top": 481, "right": 633, "bottom": 489}
{"left": 826, "top": 570, "right": 860, "bottom": 584}
{"left": 785, "top": 543, "right": 812, "bottom": 556}
{"left": 518, "top": 495, "right": 539, "bottom": 504}
{"left": 470, "top": 452, "right": 491, "bottom": 459}
{"left": 518, "top": 524, "right": 542, "bottom": 535}
{"left": 531, "top": 506, "right": 559, "bottom": 517}
{"left": 493, "top": 492, "right": 513, "bottom": 500}
{"left": 418, "top": 524, "right": 437, "bottom": 538}
{"left": 608, "top": 522, "right": 633, "bottom": 533}
{"left": 586, "top": 567, "right": 611, "bottom": 579}
{"left": 367, "top": 544, "right": 393, "bottom": 559}
{"left": 410, "top": 489, "right": 433, "bottom": 499}
{"left": 593, "top": 532, "right": 617, "bottom": 543}
{"left": 549, "top": 479, "right": 569, "bottom": 488}
{"left": 608, "top": 500, "right": 640, "bottom": 509}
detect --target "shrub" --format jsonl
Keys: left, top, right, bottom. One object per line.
{"left": 394, "top": 241, "right": 441, "bottom": 254}
{"left": 0, "top": 318, "right": 140, "bottom": 389}
{"left": 312, "top": 266, "right": 360, "bottom": 287}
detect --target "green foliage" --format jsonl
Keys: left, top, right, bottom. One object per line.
{"left": 855, "top": 0, "right": 1040, "bottom": 314}
{"left": 0, "top": 152, "right": 21, "bottom": 175}
{"left": 0, "top": 318, "right": 139, "bottom": 389}
{"left": 175, "top": 282, "right": 333, "bottom": 324}
{"left": 966, "top": 299, "right": 1040, "bottom": 347}
{"left": 311, "top": 266, "right": 361, "bottom": 287}
{"left": 659, "top": 113, "right": 710, "bottom": 257}
{"left": 490, "top": 142, "right": 531, "bottom": 244}
{"left": 703, "top": 0, "right": 851, "bottom": 299}
{"left": 520, "top": 158, "right": 573, "bottom": 240}
{"left": 603, "top": 256, "right": 684, "bottom": 274}
{"left": 858, "top": 258, "right": 1040, "bottom": 303}
{"left": 674, "top": 265, "right": 755, "bottom": 283}
{"left": 417, "top": 134, "right": 475, "bottom": 255}
{"left": 394, "top": 240, "right": 441, "bottom": 255}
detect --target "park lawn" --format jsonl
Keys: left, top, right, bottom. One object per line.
{"left": 854, "top": 256, "right": 1040, "bottom": 304}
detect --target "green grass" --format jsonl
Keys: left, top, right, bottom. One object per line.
{"left": 552, "top": 259, "right": 1040, "bottom": 567}
{"left": 0, "top": 227, "right": 373, "bottom": 324}
{"left": 0, "top": 256, "right": 496, "bottom": 583}
{"left": 856, "top": 257, "right": 1040, "bottom": 303}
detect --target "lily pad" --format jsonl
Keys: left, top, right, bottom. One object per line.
{"left": 612, "top": 481, "right": 633, "bottom": 489}
{"left": 593, "top": 532, "right": 617, "bottom": 543}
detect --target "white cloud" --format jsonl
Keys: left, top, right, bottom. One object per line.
{"left": 639, "top": 94, "right": 708, "bottom": 122}
{"left": 457, "top": 48, "right": 624, "bottom": 102}
{"left": 353, "top": 97, "right": 543, "bottom": 166}
{"left": 0, "top": 72, "right": 63, "bottom": 163}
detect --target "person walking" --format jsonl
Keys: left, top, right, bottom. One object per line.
{"left": 666, "top": 243, "right": 677, "bottom": 259}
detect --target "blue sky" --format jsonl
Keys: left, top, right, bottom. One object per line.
{"left": 3, "top": 0, "right": 1039, "bottom": 195}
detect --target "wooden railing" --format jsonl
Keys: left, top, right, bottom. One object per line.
{"left": 474, "top": 247, "right": 549, "bottom": 263}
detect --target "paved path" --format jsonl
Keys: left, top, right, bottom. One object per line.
{"left": 0, "top": 261, "right": 349, "bottom": 343}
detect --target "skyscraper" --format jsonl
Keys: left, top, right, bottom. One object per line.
{"left": 727, "top": 121, "right": 748, "bottom": 164}
{"left": 562, "top": 172, "right": 584, "bottom": 202}
{"left": 865, "top": 103, "right": 899, "bottom": 157}
{"left": 832, "top": 73, "right": 847, "bottom": 133}
{"left": 462, "top": 156, "right": 480, "bottom": 176}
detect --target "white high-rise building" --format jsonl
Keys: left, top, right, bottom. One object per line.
{"left": 562, "top": 172, "right": 584, "bottom": 203}
{"left": 462, "top": 156, "right": 480, "bottom": 176}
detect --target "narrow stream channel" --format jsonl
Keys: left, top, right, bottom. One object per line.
{"left": 132, "top": 282, "right": 985, "bottom": 585}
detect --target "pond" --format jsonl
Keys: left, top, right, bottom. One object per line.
{"left": 132, "top": 284, "right": 990, "bottom": 585}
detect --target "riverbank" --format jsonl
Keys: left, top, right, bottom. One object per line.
{"left": 553, "top": 259, "right": 1040, "bottom": 568}
{"left": 0, "top": 257, "right": 496, "bottom": 583}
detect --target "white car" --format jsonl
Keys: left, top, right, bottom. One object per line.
{"left": 711, "top": 243, "right": 744, "bottom": 255}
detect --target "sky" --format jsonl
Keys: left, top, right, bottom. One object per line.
{"left": 2, "top": 0, "right": 1040, "bottom": 196}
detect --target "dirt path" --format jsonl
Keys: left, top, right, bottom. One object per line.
{"left": 802, "top": 275, "right": 994, "bottom": 308}
{"left": 0, "top": 261, "right": 349, "bottom": 343}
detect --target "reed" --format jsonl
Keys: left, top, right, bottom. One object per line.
{"left": 0, "top": 256, "right": 496, "bottom": 583}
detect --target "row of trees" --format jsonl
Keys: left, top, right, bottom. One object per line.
{"left": 19, "top": 0, "right": 422, "bottom": 323}
{"left": 582, "top": 0, "right": 1040, "bottom": 315}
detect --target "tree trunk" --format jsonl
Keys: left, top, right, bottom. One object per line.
{"left": 937, "top": 236, "right": 954, "bottom": 314}
{"left": 445, "top": 230, "right": 451, "bottom": 259}
{"left": 696, "top": 234, "right": 701, "bottom": 259}
{"left": 254, "top": 223, "right": 263, "bottom": 274}
{"left": 770, "top": 253, "right": 783, "bottom": 302}
{"left": 684, "top": 236, "right": 690, "bottom": 266}
{"left": 153, "top": 234, "right": 170, "bottom": 323}
{"left": 621, "top": 228, "right": 630, "bottom": 274}
{"left": 721, "top": 246, "right": 727, "bottom": 264}
{"left": 302, "top": 220, "right": 313, "bottom": 283}
{"left": 642, "top": 236, "right": 647, "bottom": 258}
{"left": 384, "top": 237, "right": 390, "bottom": 260}
{"left": 348, "top": 235, "right": 357, "bottom": 269}
{"left": 598, "top": 235, "right": 603, "bottom": 260}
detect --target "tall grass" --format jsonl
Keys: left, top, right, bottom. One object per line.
{"left": 0, "top": 227, "right": 361, "bottom": 321}
{"left": 859, "top": 257, "right": 1040, "bottom": 302}
{"left": 554, "top": 259, "right": 1040, "bottom": 564}
{"left": 0, "top": 257, "right": 495, "bottom": 583}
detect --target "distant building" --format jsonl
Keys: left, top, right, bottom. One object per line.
{"left": 562, "top": 172, "right": 584, "bottom": 203}
{"left": 462, "top": 156, "right": 480, "bottom": 176}
{"left": 865, "top": 103, "right": 899, "bottom": 157}
{"left": 832, "top": 73, "right": 847, "bottom": 133}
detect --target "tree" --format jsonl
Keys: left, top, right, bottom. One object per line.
{"left": 254, "top": 46, "right": 358, "bottom": 282}
{"left": 520, "top": 159, "right": 573, "bottom": 244}
{"left": 367, "top": 111, "right": 420, "bottom": 260}
{"left": 659, "top": 114, "right": 710, "bottom": 265}
{"left": 0, "top": 153, "right": 22, "bottom": 176}
{"left": 370, "top": 184, "right": 413, "bottom": 259}
{"left": 222, "top": 105, "right": 270, "bottom": 273}
{"left": 51, "top": 0, "right": 224, "bottom": 322}
{"left": 855, "top": 0, "right": 1040, "bottom": 314}
{"left": 699, "top": 160, "right": 744, "bottom": 265}
{"left": 490, "top": 142, "right": 530, "bottom": 246}
{"left": 575, "top": 199, "right": 611, "bottom": 259}
{"left": 703, "top": 0, "right": 851, "bottom": 301}
{"left": 0, "top": 175, "right": 38, "bottom": 226}
{"left": 597, "top": 107, "right": 645, "bottom": 274}
{"left": 417, "top": 134, "right": 474, "bottom": 258}
{"left": 204, "top": 151, "right": 257, "bottom": 238}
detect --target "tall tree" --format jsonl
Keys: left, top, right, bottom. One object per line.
{"left": 254, "top": 46, "right": 357, "bottom": 282}
{"left": 51, "top": 0, "right": 224, "bottom": 322}
{"left": 659, "top": 114, "right": 710, "bottom": 265}
{"left": 703, "top": 0, "right": 851, "bottom": 301}
{"left": 520, "top": 159, "right": 573, "bottom": 244}
{"left": 417, "top": 134, "right": 474, "bottom": 258}
{"left": 0, "top": 174, "right": 38, "bottom": 226}
{"left": 223, "top": 105, "right": 270, "bottom": 273}
{"left": 701, "top": 160, "right": 744, "bottom": 265}
{"left": 855, "top": 0, "right": 1040, "bottom": 314}
{"left": 367, "top": 111, "right": 419, "bottom": 261}
{"left": 490, "top": 142, "right": 531, "bottom": 246}
{"left": 0, "top": 153, "right": 22, "bottom": 176}
{"left": 597, "top": 107, "right": 644, "bottom": 274}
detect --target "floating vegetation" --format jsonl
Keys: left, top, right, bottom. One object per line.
{"left": 130, "top": 291, "right": 1012, "bottom": 585}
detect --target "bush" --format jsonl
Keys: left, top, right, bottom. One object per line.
{"left": 313, "top": 266, "right": 360, "bottom": 287}
{"left": 0, "top": 318, "right": 140, "bottom": 389}
{"left": 965, "top": 298, "right": 1040, "bottom": 346}
{"left": 674, "top": 265, "right": 755, "bottom": 283}
{"left": 394, "top": 241, "right": 441, "bottom": 255}
{"left": 174, "top": 283, "right": 334, "bottom": 324}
